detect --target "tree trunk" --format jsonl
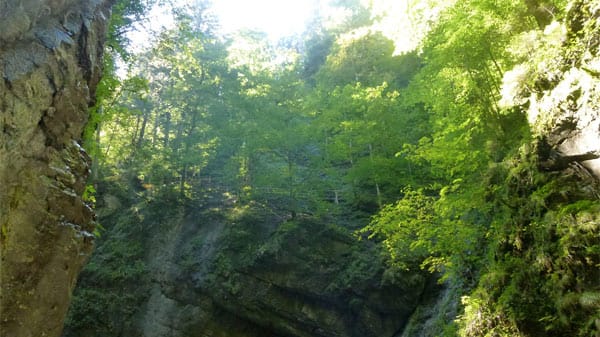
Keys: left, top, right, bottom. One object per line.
{"left": 369, "top": 144, "right": 383, "bottom": 208}
{"left": 0, "top": 1, "right": 113, "bottom": 336}
{"left": 288, "top": 153, "right": 297, "bottom": 217}
{"left": 524, "top": 0, "right": 556, "bottom": 28}
{"left": 163, "top": 111, "right": 171, "bottom": 147}
{"left": 136, "top": 104, "right": 150, "bottom": 148}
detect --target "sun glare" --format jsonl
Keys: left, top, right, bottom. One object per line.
{"left": 126, "top": 0, "right": 438, "bottom": 55}
{"left": 212, "top": 0, "right": 318, "bottom": 40}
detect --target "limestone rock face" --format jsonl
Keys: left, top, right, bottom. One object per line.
{"left": 501, "top": 0, "right": 600, "bottom": 177}
{"left": 0, "top": 1, "right": 112, "bottom": 336}
{"left": 539, "top": 0, "right": 600, "bottom": 178}
{"left": 63, "top": 197, "right": 426, "bottom": 337}
{"left": 137, "top": 211, "right": 422, "bottom": 337}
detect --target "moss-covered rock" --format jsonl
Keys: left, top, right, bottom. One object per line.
{"left": 64, "top": 187, "right": 426, "bottom": 337}
{"left": 451, "top": 1, "right": 600, "bottom": 335}
{"left": 0, "top": 1, "right": 112, "bottom": 336}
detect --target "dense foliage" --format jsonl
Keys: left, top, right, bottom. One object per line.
{"left": 65, "top": 0, "right": 599, "bottom": 336}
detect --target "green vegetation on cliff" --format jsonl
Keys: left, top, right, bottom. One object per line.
{"left": 64, "top": 0, "right": 599, "bottom": 336}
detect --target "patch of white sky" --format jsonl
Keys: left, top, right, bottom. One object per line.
{"left": 361, "top": 0, "right": 453, "bottom": 54}
{"left": 369, "top": 1, "right": 420, "bottom": 54}
{"left": 209, "top": 0, "right": 449, "bottom": 54}
{"left": 124, "top": 0, "right": 447, "bottom": 62}
{"left": 127, "top": 0, "right": 323, "bottom": 51}
{"left": 212, "top": 0, "right": 319, "bottom": 40}
{"left": 122, "top": 0, "right": 347, "bottom": 74}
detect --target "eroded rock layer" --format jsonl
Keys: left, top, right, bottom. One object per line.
{"left": 0, "top": 1, "right": 111, "bottom": 336}
{"left": 63, "top": 195, "right": 426, "bottom": 337}
{"left": 141, "top": 210, "right": 421, "bottom": 337}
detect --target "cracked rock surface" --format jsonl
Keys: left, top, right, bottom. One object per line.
{"left": 0, "top": 1, "right": 112, "bottom": 336}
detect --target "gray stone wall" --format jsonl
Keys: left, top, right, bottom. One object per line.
{"left": 0, "top": 1, "right": 112, "bottom": 336}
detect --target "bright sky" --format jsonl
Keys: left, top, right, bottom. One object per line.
{"left": 210, "top": 0, "right": 437, "bottom": 53}
{"left": 126, "top": 0, "right": 437, "bottom": 55}
{"left": 212, "top": 0, "right": 320, "bottom": 40}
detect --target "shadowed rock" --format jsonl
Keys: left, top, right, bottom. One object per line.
{"left": 0, "top": 1, "right": 112, "bottom": 336}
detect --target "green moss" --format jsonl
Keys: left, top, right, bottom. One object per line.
{"left": 456, "top": 143, "right": 600, "bottom": 337}
{"left": 0, "top": 223, "right": 8, "bottom": 246}
{"left": 63, "top": 178, "right": 153, "bottom": 337}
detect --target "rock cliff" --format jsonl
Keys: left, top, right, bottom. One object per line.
{"left": 63, "top": 189, "right": 427, "bottom": 337}
{"left": 501, "top": 0, "right": 600, "bottom": 178}
{"left": 61, "top": 1, "right": 600, "bottom": 336}
{"left": 402, "top": 1, "right": 600, "bottom": 335}
{"left": 0, "top": 1, "right": 112, "bottom": 336}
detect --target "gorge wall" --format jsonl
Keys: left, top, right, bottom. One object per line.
{"left": 60, "top": 0, "right": 599, "bottom": 336}
{"left": 63, "top": 187, "right": 430, "bottom": 337}
{"left": 402, "top": 2, "right": 600, "bottom": 335}
{"left": 0, "top": 1, "right": 112, "bottom": 336}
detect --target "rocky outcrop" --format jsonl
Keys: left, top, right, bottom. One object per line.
{"left": 401, "top": 2, "right": 600, "bottom": 335}
{"left": 501, "top": 0, "right": 600, "bottom": 178}
{"left": 144, "top": 208, "right": 422, "bottom": 337}
{"left": 0, "top": 1, "right": 112, "bottom": 336}
{"left": 63, "top": 193, "right": 426, "bottom": 337}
